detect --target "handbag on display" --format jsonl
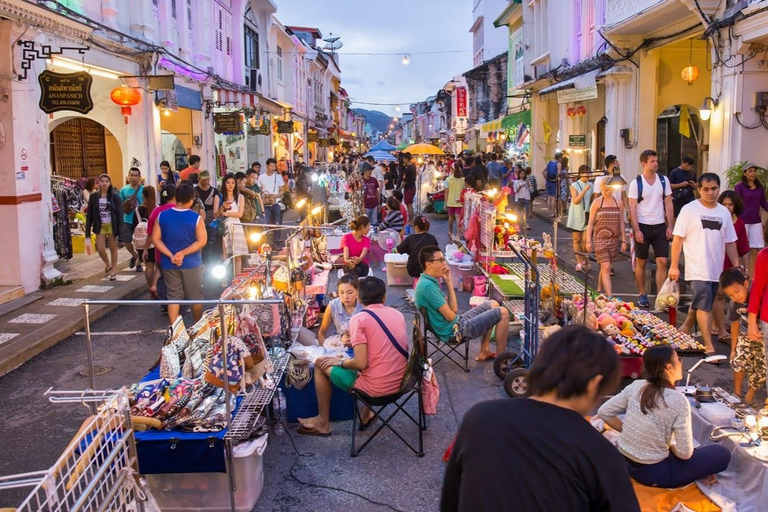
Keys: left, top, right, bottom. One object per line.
{"left": 421, "top": 358, "right": 440, "bottom": 415}
{"left": 203, "top": 332, "right": 250, "bottom": 393}
{"left": 183, "top": 314, "right": 212, "bottom": 379}
{"left": 245, "top": 303, "right": 282, "bottom": 337}
{"left": 159, "top": 317, "right": 190, "bottom": 379}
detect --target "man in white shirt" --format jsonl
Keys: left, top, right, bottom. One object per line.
{"left": 258, "top": 158, "right": 286, "bottom": 242}
{"left": 669, "top": 173, "right": 740, "bottom": 354}
{"left": 627, "top": 150, "right": 674, "bottom": 308}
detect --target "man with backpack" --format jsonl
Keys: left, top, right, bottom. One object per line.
{"left": 543, "top": 152, "right": 562, "bottom": 218}
{"left": 628, "top": 149, "right": 674, "bottom": 308}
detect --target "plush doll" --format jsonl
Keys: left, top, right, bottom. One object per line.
{"left": 602, "top": 324, "right": 621, "bottom": 337}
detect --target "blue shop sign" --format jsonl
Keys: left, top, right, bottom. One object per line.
{"left": 175, "top": 85, "right": 202, "bottom": 111}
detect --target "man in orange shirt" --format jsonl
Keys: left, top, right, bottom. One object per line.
{"left": 179, "top": 155, "right": 201, "bottom": 183}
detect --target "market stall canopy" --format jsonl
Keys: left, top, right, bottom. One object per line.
{"left": 365, "top": 150, "right": 397, "bottom": 162}
{"left": 403, "top": 143, "right": 445, "bottom": 155}
{"left": 370, "top": 140, "right": 396, "bottom": 152}
{"left": 395, "top": 141, "right": 410, "bottom": 150}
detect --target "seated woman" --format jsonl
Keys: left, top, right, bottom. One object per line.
{"left": 298, "top": 277, "right": 409, "bottom": 436}
{"left": 379, "top": 196, "right": 405, "bottom": 234}
{"left": 317, "top": 273, "right": 363, "bottom": 346}
{"left": 396, "top": 215, "right": 438, "bottom": 279}
{"left": 340, "top": 215, "right": 372, "bottom": 277}
{"left": 598, "top": 345, "right": 731, "bottom": 488}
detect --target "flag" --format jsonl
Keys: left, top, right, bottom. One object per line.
{"left": 515, "top": 122, "right": 529, "bottom": 148}
{"left": 679, "top": 105, "right": 691, "bottom": 138}
{"left": 543, "top": 119, "right": 552, "bottom": 142}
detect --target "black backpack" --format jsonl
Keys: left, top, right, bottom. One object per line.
{"left": 635, "top": 174, "right": 667, "bottom": 203}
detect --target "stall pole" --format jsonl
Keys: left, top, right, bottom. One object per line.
{"left": 83, "top": 302, "right": 98, "bottom": 415}
{"left": 218, "top": 303, "right": 238, "bottom": 512}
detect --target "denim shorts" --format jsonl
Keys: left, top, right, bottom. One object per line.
{"left": 459, "top": 301, "right": 502, "bottom": 339}
{"left": 690, "top": 280, "right": 718, "bottom": 312}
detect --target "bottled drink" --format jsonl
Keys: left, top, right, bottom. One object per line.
{"left": 272, "top": 389, "right": 287, "bottom": 436}
{"left": 458, "top": 275, "right": 463, "bottom": 292}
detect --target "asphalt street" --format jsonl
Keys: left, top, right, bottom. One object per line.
{"left": 0, "top": 206, "right": 746, "bottom": 511}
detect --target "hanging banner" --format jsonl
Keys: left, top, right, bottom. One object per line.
{"left": 456, "top": 87, "right": 468, "bottom": 118}
{"left": 38, "top": 70, "right": 94, "bottom": 114}
{"left": 276, "top": 120, "right": 294, "bottom": 134}
{"left": 319, "top": 138, "right": 330, "bottom": 147}
{"left": 556, "top": 85, "right": 598, "bottom": 105}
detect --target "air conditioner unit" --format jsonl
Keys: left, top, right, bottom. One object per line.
{"left": 249, "top": 69, "right": 264, "bottom": 93}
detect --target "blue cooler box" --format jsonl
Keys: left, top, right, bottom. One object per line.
{"left": 280, "top": 373, "right": 355, "bottom": 423}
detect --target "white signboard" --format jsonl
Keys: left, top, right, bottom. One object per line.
{"left": 557, "top": 85, "right": 598, "bottom": 104}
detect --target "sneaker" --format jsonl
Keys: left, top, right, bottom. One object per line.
{"left": 129, "top": 256, "right": 136, "bottom": 269}
{"left": 136, "top": 264, "right": 143, "bottom": 272}
{"left": 638, "top": 294, "right": 650, "bottom": 308}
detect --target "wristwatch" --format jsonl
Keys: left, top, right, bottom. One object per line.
{"left": 337, "top": 359, "right": 344, "bottom": 368}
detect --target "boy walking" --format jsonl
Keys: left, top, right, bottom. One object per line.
{"left": 720, "top": 268, "right": 765, "bottom": 404}
{"left": 120, "top": 167, "right": 144, "bottom": 272}
{"left": 153, "top": 184, "right": 207, "bottom": 324}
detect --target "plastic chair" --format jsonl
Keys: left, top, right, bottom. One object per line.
{"left": 349, "top": 315, "right": 427, "bottom": 457}
{"left": 419, "top": 307, "right": 470, "bottom": 373}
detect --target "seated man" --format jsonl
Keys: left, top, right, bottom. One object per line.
{"left": 298, "top": 276, "right": 409, "bottom": 436}
{"left": 415, "top": 245, "right": 509, "bottom": 362}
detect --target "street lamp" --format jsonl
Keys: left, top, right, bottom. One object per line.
{"left": 607, "top": 175, "right": 628, "bottom": 189}
{"left": 401, "top": 54, "right": 410, "bottom": 66}
{"left": 699, "top": 96, "right": 719, "bottom": 121}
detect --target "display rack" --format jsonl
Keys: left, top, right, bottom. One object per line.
{"left": 0, "top": 388, "right": 145, "bottom": 512}
{"left": 226, "top": 353, "right": 290, "bottom": 442}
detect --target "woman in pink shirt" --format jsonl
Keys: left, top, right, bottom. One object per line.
{"left": 298, "top": 277, "right": 409, "bottom": 436}
{"left": 341, "top": 215, "right": 372, "bottom": 277}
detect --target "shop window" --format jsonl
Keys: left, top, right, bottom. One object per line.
{"left": 50, "top": 118, "right": 108, "bottom": 179}
{"left": 215, "top": 5, "right": 223, "bottom": 52}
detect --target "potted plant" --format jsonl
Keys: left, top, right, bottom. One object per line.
{"left": 724, "top": 161, "right": 768, "bottom": 189}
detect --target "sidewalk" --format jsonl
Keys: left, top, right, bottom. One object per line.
{"left": 0, "top": 257, "right": 148, "bottom": 376}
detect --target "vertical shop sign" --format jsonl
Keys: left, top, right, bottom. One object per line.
{"left": 456, "top": 87, "right": 467, "bottom": 118}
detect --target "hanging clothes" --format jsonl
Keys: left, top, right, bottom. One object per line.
{"left": 51, "top": 184, "right": 73, "bottom": 259}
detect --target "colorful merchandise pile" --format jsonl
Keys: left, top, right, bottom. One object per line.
{"left": 564, "top": 295, "right": 704, "bottom": 355}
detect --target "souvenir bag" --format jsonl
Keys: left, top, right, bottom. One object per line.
{"left": 472, "top": 275, "right": 488, "bottom": 297}
{"left": 159, "top": 317, "right": 190, "bottom": 379}
{"left": 203, "top": 324, "right": 251, "bottom": 393}
{"left": 421, "top": 358, "right": 440, "bottom": 415}
{"left": 246, "top": 303, "right": 282, "bottom": 337}
{"left": 182, "top": 316, "right": 213, "bottom": 379}
{"left": 305, "top": 299, "right": 320, "bottom": 328}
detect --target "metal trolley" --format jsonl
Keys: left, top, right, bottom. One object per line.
{"left": 0, "top": 388, "right": 147, "bottom": 512}
{"left": 492, "top": 242, "right": 541, "bottom": 398}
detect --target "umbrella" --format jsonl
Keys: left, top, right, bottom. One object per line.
{"left": 364, "top": 151, "right": 397, "bottom": 162}
{"left": 403, "top": 143, "right": 445, "bottom": 155}
{"left": 370, "top": 140, "right": 396, "bottom": 152}
{"left": 396, "top": 141, "right": 410, "bottom": 150}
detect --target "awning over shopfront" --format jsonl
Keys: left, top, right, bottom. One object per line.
{"left": 478, "top": 109, "right": 532, "bottom": 134}
{"left": 539, "top": 69, "right": 600, "bottom": 97}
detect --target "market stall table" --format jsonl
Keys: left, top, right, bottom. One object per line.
{"left": 689, "top": 401, "right": 768, "bottom": 512}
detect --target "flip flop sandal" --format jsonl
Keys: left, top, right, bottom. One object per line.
{"left": 475, "top": 352, "right": 497, "bottom": 362}
{"left": 359, "top": 415, "right": 378, "bottom": 432}
{"left": 297, "top": 425, "right": 331, "bottom": 437}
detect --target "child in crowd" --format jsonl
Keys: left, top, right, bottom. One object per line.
{"left": 720, "top": 268, "right": 765, "bottom": 405}
{"left": 392, "top": 189, "right": 409, "bottom": 228}
{"left": 513, "top": 168, "right": 532, "bottom": 230}
{"left": 446, "top": 162, "right": 465, "bottom": 241}
{"left": 379, "top": 197, "right": 405, "bottom": 234}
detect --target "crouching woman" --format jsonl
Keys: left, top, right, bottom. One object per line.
{"left": 598, "top": 345, "right": 731, "bottom": 488}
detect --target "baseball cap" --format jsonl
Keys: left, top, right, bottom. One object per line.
{"left": 742, "top": 162, "right": 758, "bottom": 171}
{"left": 198, "top": 170, "right": 211, "bottom": 179}
{"left": 361, "top": 163, "right": 374, "bottom": 172}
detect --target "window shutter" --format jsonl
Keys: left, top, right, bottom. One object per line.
{"left": 226, "top": 12, "right": 233, "bottom": 57}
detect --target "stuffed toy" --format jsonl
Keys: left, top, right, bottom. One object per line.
{"left": 602, "top": 324, "right": 621, "bottom": 336}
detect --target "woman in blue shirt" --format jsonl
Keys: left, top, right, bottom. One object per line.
{"left": 317, "top": 273, "right": 363, "bottom": 345}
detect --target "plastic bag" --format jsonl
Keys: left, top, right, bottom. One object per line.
{"left": 655, "top": 278, "right": 680, "bottom": 311}
{"left": 85, "top": 237, "right": 93, "bottom": 255}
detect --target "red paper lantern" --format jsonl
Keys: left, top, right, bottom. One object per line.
{"left": 576, "top": 105, "right": 587, "bottom": 116}
{"left": 567, "top": 107, "right": 576, "bottom": 117}
{"left": 110, "top": 86, "right": 142, "bottom": 124}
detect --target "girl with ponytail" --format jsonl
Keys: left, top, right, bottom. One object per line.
{"left": 598, "top": 346, "right": 730, "bottom": 488}
{"left": 341, "top": 215, "right": 372, "bottom": 277}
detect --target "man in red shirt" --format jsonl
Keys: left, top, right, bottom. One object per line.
{"left": 179, "top": 155, "right": 201, "bottom": 183}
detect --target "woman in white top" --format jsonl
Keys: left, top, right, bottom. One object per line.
{"left": 214, "top": 173, "right": 248, "bottom": 276}
{"left": 317, "top": 273, "right": 363, "bottom": 345}
{"left": 598, "top": 346, "right": 731, "bottom": 488}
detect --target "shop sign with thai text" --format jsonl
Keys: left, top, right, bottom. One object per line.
{"left": 557, "top": 85, "right": 598, "bottom": 105}
{"left": 213, "top": 112, "right": 243, "bottom": 134}
{"left": 456, "top": 87, "right": 467, "bottom": 118}
{"left": 38, "top": 71, "right": 94, "bottom": 114}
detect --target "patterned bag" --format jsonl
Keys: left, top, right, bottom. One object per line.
{"left": 246, "top": 303, "right": 281, "bottom": 337}
{"left": 422, "top": 359, "right": 440, "bottom": 415}
{"left": 160, "top": 317, "right": 190, "bottom": 379}
{"left": 203, "top": 333, "right": 250, "bottom": 393}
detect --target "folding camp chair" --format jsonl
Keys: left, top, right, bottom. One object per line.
{"left": 350, "top": 315, "right": 427, "bottom": 457}
{"left": 419, "top": 307, "right": 470, "bottom": 372}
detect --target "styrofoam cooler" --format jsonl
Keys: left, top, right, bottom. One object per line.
{"left": 146, "top": 435, "right": 268, "bottom": 512}
{"left": 385, "top": 253, "right": 412, "bottom": 286}
{"left": 447, "top": 257, "right": 476, "bottom": 291}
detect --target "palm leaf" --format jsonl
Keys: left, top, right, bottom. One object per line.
{"left": 724, "top": 161, "right": 768, "bottom": 189}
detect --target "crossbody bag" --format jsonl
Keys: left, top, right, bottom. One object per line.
{"left": 360, "top": 309, "right": 408, "bottom": 360}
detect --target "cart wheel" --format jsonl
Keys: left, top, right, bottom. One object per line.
{"left": 493, "top": 351, "right": 523, "bottom": 380}
{"left": 504, "top": 368, "right": 529, "bottom": 398}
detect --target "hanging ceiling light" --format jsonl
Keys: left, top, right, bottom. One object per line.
{"left": 401, "top": 54, "right": 410, "bottom": 66}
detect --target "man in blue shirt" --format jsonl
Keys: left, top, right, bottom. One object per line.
{"left": 153, "top": 184, "right": 207, "bottom": 324}
{"left": 119, "top": 167, "right": 144, "bottom": 272}
{"left": 486, "top": 153, "right": 503, "bottom": 182}
{"left": 414, "top": 245, "right": 509, "bottom": 362}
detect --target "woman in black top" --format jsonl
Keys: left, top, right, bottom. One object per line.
{"left": 85, "top": 173, "right": 123, "bottom": 279}
{"left": 396, "top": 215, "right": 438, "bottom": 278}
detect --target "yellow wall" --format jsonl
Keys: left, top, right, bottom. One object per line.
{"left": 160, "top": 107, "right": 193, "bottom": 150}
{"left": 655, "top": 39, "right": 710, "bottom": 116}
{"left": 105, "top": 130, "right": 123, "bottom": 186}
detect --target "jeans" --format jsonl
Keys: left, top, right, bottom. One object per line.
{"left": 263, "top": 203, "right": 282, "bottom": 242}
{"left": 626, "top": 446, "right": 731, "bottom": 488}
{"left": 365, "top": 207, "right": 378, "bottom": 225}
